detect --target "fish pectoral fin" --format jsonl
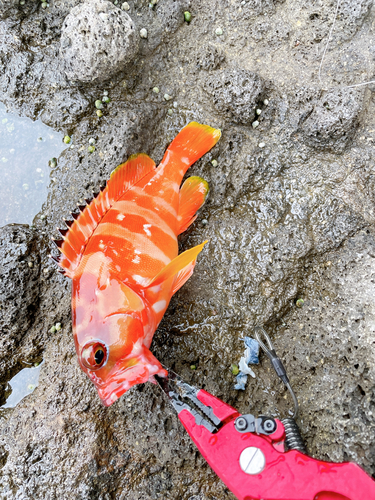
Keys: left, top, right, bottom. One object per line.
{"left": 178, "top": 176, "right": 209, "bottom": 235}
{"left": 172, "top": 260, "right": 196, "bottom": 295}
{"left": 146, "top": 241, "right": 208, "bottom": 288}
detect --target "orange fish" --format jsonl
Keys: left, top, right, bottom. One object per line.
{"left": 52, "top": 122, "right": 221, "bottom": 406}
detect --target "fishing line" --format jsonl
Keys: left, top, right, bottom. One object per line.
{"left": 318, "top": 0, "right": 375, "bottom": 90}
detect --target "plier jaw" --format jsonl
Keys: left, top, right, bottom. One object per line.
{"left": 156, "top": 373, "right": 375, "bottom": 500}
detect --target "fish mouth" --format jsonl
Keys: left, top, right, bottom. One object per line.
{"left": 96, "top": 356, "right": 168, "bottom": 407}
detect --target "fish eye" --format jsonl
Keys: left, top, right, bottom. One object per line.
{"left": 81, "top": 341, "right": 108, "bottom": 370}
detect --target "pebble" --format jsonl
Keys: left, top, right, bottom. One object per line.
{"left": 88, "top": 138, "right": 96, "bottom": 145}
{"left": 201, "top": 219, "right": 208, "bottom": 225}
{"left": 152, "top": 87, "right": 159, "bottom": 93}
{"left": 256, "top": 109, "right": 262, "bottom": 115}
{"left": 252, "top": 121, "right": 259, "bottom": 128}
{"left": 55, "top": 323, "right": 62, "bottom": 331}
{"left": 264, "top": 99, "right": 269, "bottom": 105}
{"left": 259, "top": 142, "right": 265, "bottom": 148}
{"left": 28, "top": 262, "right": 33, "bottom": 268}
{"left": 121, "top": 1, "right": 130, "bottom": 10}
{"left": 215, "top": 27, "right": 223, "bottom": 36}
{"left": 140, "top": 28, "right": 148, "bottom": 39}
{"left": 103, "top": 90, "right": 109, "bottom": 96}
{"left": 173, "top": 101, "right": 178, "bottom": 108}
{"left": 164, "top": 93, "right": 172, "bottom": 101}
{"left": 231, "top": 363, "right": 239, "bottom": 376}
{"left": 211, "top": 159, "right": 218, "bottom": 167}
{"left": 63, "top": 135, "right": 71, "bottom": 144}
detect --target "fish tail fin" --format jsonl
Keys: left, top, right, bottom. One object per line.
{"left": 160, "top": 122, "right": 221, "bottom": 177}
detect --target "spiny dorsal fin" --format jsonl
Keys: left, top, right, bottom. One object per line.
{"left": 55, "top": 153, "right": 156, "bottom": 277}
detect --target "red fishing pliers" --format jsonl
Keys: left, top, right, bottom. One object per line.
{"left": 156, "top": 327, "right": 375, "bottom": 500}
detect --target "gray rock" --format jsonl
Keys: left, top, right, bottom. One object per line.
{"left": 0, "top": 0, "right": 19, "bottom": 20}
{"left": 0, "top": 225, "right": 43, "bottom": 397}
{"left": 155, "top": 0, "right": 190, "bottom": 34}
{"left": 204, "top": 69, "right": 266, "bottom": 125}
{"left": 300, "top": 88, "right": 365, "bottom": 153}
{"left": 60, "top": 0, "right": 139, "bottom": 83}
{"left": 338, "top": 0, "right": 373, "bottom": 40}
{"left": 197, "top": 43, "right": 225, "bottom": 71}
{"left": 39, "top": 89, "right": 90, "bottom": 129}
{"left": 1, "top": 0, "right": 375, "bottom": 496}
{"left": 278, "top": 229, "right": 375, "bottom": 471}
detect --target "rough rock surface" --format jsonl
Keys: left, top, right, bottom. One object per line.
{"left": 0, "top": 225, "right": 45, "bottom": 404}
{"left": 300, "top": 88, "right": 365, "bottom": 153}
{"left": 60, "top": 0, "right": 139, "bottom": 83}
{"left": 0, "top": 0, "right": 375, "bottom": 497}
{"left": 275, "top": 228, "right": 375, "bottom": 471}
{"left": 204, "top": 69, "right": 266, "bottom": 125}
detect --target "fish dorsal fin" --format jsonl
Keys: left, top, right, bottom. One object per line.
{"left": 54, "top": 153, "right": 156, "bottom": 277}
{"left": 178, "top": 176, "right": 209, "bottom": 235}
{"left": 146, "top": 241, "right": 207, "bottom": 288}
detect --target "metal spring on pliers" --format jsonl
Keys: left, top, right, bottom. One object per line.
{"left": 254, "top": 326, "right": 307, "bottom": 455}
{"left": 282, "top": 417, "right": 306, "bottom": 453}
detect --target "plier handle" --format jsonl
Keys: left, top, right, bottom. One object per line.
{"left": 156, "top": 373, "right": 375, "bottom": 500}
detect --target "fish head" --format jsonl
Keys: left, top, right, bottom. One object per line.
{"left": 73, "top": 276, "right": 167, "bottom": 406}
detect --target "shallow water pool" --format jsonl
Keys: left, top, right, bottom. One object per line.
{"left": 0, "top": 102, "right": 68, "bottom": 227}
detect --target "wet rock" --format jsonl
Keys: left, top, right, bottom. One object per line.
{"left": 300, "top": 88, "right": 365, "bottom": 153}
{"left": 0, "top": 226, "right": 43, "bottom": 390}
{"left": 197, "top": 43, "right": 225, "bottom": 71}
{"left": 338, "top": 0, "right": 373, "bottom": 41}
{"left": 1, "top": 0, "right": 375, "bottom": 496}
{"left": 0, "top": 51, "right": 34, "bottom": 99}
{"left": 0, "top": 0, "right": 19, "bottom": 20}
{"left": 60, "top": 0, "right": 139, "bottom": 83}
{"left": 204, "top": 69, "right": 266, "bottom": 125}
{"left": 240, "top": 0, "right": 285, "bottom": 16}
{"left": 278, "top": 229, "right": 375, "bottom": 473}
{"left": 39, "top": 89, "right": 90, "bottom": 129}
{"left": 155, "top": 0, "right": 190, "bottom": 34}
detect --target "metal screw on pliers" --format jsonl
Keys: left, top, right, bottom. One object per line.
{"left": 263, "top": 419, "right": 276, "bottom": 433}
{"left": 235, "top": 417, "right": 248, "bottom": 431}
